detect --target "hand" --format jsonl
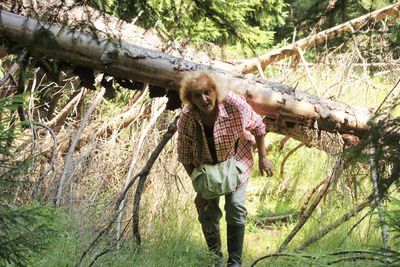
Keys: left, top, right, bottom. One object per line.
{"left": 259, "top": 155, "right": 274, "bottom": 177}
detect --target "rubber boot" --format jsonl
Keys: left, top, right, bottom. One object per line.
{"left": 227, "top": 224, "right": 245, "bottom": 267}
{"left": 202, "top": 225, "right": 223, "bottom": 267}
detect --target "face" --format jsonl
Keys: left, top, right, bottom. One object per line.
{"left": 190, "top": 78, "right": 217, "bottom": 115}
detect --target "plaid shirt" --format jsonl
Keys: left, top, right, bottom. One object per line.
{"left": 177, "top": 90, "right": 266, "bottom": 182}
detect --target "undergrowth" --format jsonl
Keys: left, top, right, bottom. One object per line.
{"left": 2, "top": 41, "right": 400, "bottom": 266}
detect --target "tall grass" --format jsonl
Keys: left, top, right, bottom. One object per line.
{"left": 4, "top": 38, "right": 399, "bottom": 266}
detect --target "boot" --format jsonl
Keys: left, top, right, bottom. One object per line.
{"left": 227, "top": 224, "right": 245, "bottom": 267}
{"left": 202, "top": 225, "right": 223, "bottom": 267}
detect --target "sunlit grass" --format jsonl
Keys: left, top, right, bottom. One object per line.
{"left": 24, "top": 48, "right": 400, "bottom": 266}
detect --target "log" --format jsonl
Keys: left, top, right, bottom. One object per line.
{"left": 234, "top": 2, "right": 400, "bottom": 74}
{"left": 0, "top": 10, "right": 373, "bottom": 139}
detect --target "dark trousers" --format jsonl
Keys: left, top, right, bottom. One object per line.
{"left": 195, "top": 179, "right": 248, "bottom": 228}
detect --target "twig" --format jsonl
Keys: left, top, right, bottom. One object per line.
{"left": 75, "top": 209, "right": 123, "bottom": 267}
{"left": 46, "top": 87, "right": 89, "bottom": 129}
{"left": 300, "top": 163, "right": 400, "bottom": 252}
{"left": 0, "top": 66, "right": 18, "bottom": 87}
{"left": 131, "top": 117, "right": 178, "bottom": 245}
{"left": 296, "top": 196, "right": 374, "bottom": 251}
{"left": 55, "top": 87, "right": 105, "bottom": 207}
{"left": 375, "top": 78, "right": 400, "bottom": 114}
{"left": 77, "top": 117, "right": 179, "bottom": 265}
{"left": 0, "top": 50, "right": 27, "bottom": 87}
{"left": 279, "top": 136, "right": 290, "bottom": 151}
{"left": 116, "top": 98, "right": 167, "bottom": 247}
{"left": 161, "top": 159, "right": 186, "bottom": 193}
{"left": 309, "top": 0, "right": 339, "bottom": 36}
{"left": 28, "top": 68, "right": 40, "bottom": 181}
{"left": 280, "top": 143, "right": 304, "bottom": 177}
{"left": 294, "top": 46, "right": 321, "bottom": 96}
{"left": 323, "top": 255, "right": 386, "bottom": 265}
{"left": 338, "top": 211, "right": 370, "bottom": 247}
{"left": 277, "top": 158, "right": 344, "bottom": 252}
{"left": 299, "top": 177, "right": 326, "bottom": 217}
{"left": 251, "top": 249, "right": 400, "bottom": 266}
{"left": 32, "top": 123, "right": 58, "bottom": 200}
{"left": 255, "top": 214, "right": 293, "bottom": 224}
{"left": 251, "top": 252, "right": 315, "bottom": 266}
{"left": 87, "top": 214, "right": 134, "bottom": 267}
{"left": 163, "top": 0, "right": 194, "bottom": 52}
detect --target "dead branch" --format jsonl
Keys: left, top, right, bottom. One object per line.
{"left": 234, "top": 2, "right": 400, "bottom": 74}
{"left": 95, "top": 88, "right": 147, "bottom": 137}
{"left": 75, "top": 209, "right": 123, "bottom": 267}
{"left": 255, "top": 214, "right": 293, "bottom": 225}
{"left": 114, "top": 118, "right": 178, "bottom": 244}
{"left": 296, "top": 162, "right": 400, "bottom": 251}
{"left": 299, "top": 178, "right": 326, "bottom": 218}
{"left": 296, "top": 196, "right": 371, "bottom": 251}
{"left": 0, "top": 50, "right": 26, "bottom": 89}
{"left": 116, "top": 98, "right": 167, "bottom": 246}
{"left": 338, "top": 212, "right": 369, "bottom": 247}
{"left": 280, "top": 143, "right": 304, "bottom": 177}
{"left": 251, "top": 250, "right": 400, "bottom": 266}
{"left": 32, "top": 122, "right": 57, "bottom": 200}
{"left": 277, "top": 158, "right": 344, "bottom": 252}
{"left": 76, "top": 117, "right": 178, "bottom": 266}
{"left": 279, "top": 136, "right": 290, "bottom": 151}
{"left": 46, "top": 88, "right": 88, "bottom": 130}
{"left": 128, "top": 117, "right": 178, "bottom": 245}
{"left": 0, "top": 64, "right": 17, "bottom": 87}
{"left": 55, "top": 87, "right": 105, "bottom": 208}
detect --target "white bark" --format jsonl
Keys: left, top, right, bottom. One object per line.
{"left": 0, "top": 10, "right": 373, "bottom": 138}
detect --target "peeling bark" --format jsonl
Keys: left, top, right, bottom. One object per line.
{"left": 0, "top": 10, "right": 373, "bottom": 141}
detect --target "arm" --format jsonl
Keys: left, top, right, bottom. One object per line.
{"left": 177, "top": 110, "right": 196, "bottom": 176}
{"left": 255, "top": 134, "right": 274, "bottom": 177}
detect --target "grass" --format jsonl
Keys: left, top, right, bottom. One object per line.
{"left": 4, "top": 42, "right": 400, "bottom": 266}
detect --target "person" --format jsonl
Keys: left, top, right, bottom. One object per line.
{"left": 177, "top": 70, "right": 274, "bottom": 267}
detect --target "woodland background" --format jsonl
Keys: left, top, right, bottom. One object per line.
{"left": 1, "top": 0, "right": 400, "bottom": 266}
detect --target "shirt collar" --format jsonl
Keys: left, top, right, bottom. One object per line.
{"left": 192, "top": 101, "right": 229, "bottom": 124}
{"left": 217, "top": 102, "right": 229, "bottom": 118}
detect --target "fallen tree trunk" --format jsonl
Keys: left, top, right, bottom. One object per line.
{"left": 0, "top": 10, "right": 372, "bottom": 140}
{"left": 234, "top": 2, "right": 400, "bottom": 74}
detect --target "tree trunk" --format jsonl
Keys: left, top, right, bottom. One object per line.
{"left": 0, "top": 10, "right": 373, "bottom": 140}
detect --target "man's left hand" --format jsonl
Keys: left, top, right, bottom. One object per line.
{"left": 259, "top": 155, "right": 274, "bottom": 177}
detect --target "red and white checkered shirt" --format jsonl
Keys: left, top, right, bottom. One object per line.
{"left": 177, "top": 90, "right": 266, "bottom": 183}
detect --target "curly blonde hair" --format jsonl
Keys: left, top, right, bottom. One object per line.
{"left": 179, "top": 70, "right": 226, "bottom": 110}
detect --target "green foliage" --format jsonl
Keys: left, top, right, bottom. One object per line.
{"left": 380, "top": 197, "right": 400, "bottom": 246}
{"left": 341, "top": 104, "right": 400, "bottom": 248}
{"left": 0, "top": 202, "right": 63, "bottom": 267}
{"left": 87, "top": 0, "right": 288, "bottom": 49}
{"left": 276, "top": 0, "right": 398, "bottom": 41}
{"left": 0, "top": 95, "right": 63, "bottom": 267}
{"left": 0, "top": 94, "right": 31, "bottom": 185}
{"left": 342, "top": 114, "right": 400, "bottom": 173}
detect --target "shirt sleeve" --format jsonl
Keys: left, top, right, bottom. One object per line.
{"left": 177, "top": 111, "right": 195, "bottom": 165}
{"left": 240, "top": 97, "right": 266, "bottom": 137}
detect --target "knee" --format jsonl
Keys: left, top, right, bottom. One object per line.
{"left": 225, "top": 202, "right": 247, "bottom": 226}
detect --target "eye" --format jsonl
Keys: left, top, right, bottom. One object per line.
{"left": 192, "top": 92, "right": 201, "bottom": 98}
